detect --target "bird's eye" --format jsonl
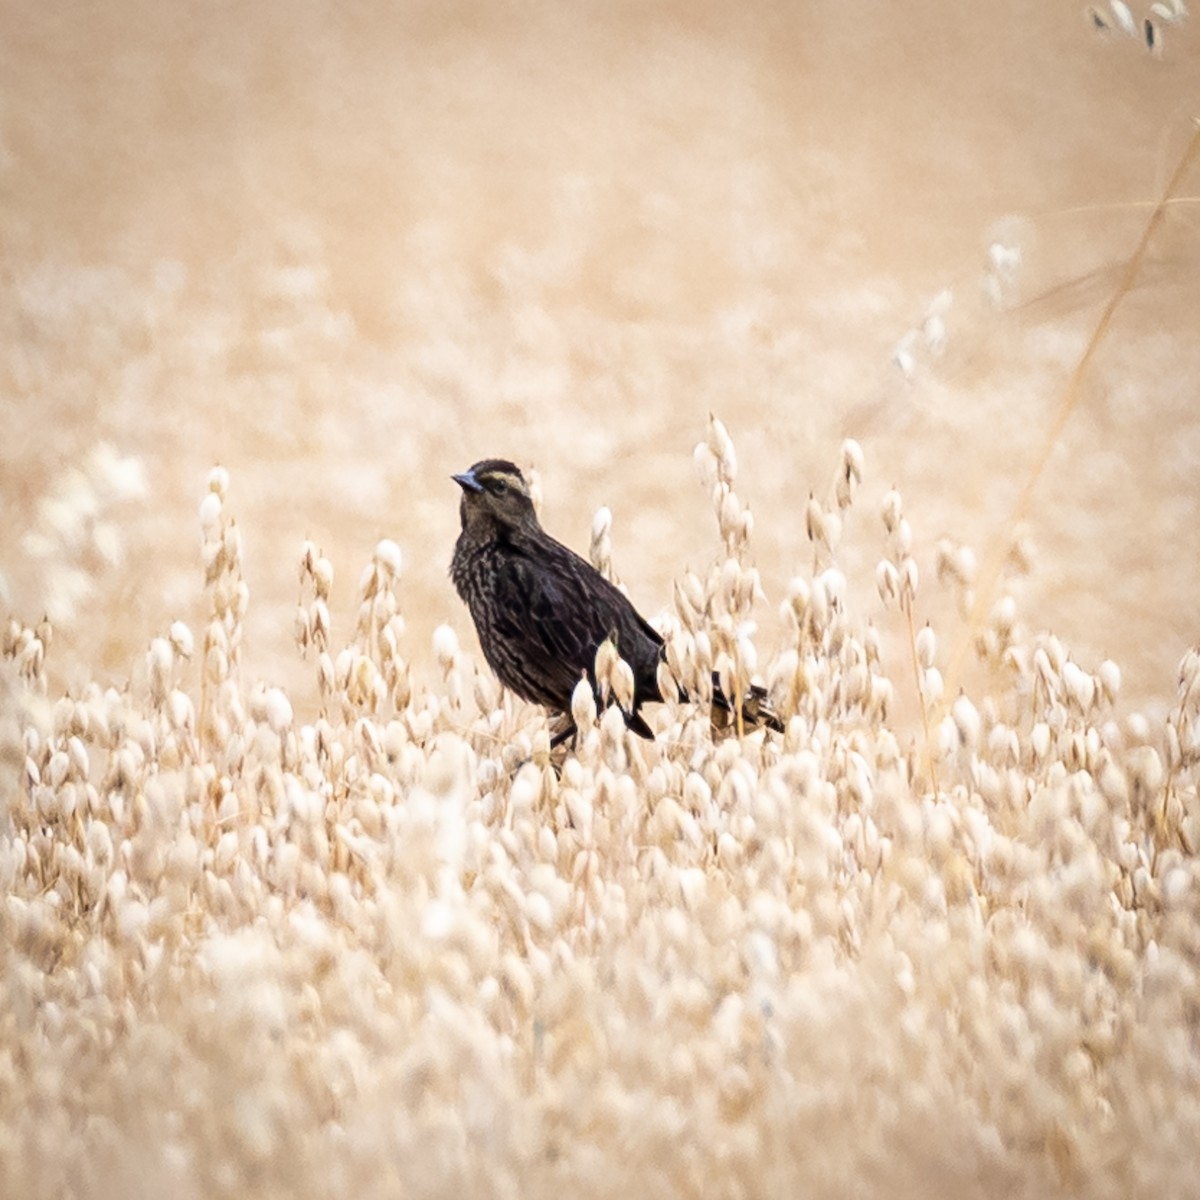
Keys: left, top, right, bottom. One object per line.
{"left": 486, "top": 477, "right": 508, "bottom": 495}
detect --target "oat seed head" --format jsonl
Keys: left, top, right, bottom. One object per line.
{"left": 2, "top": 425, "right": 1198, "bottom": 1200}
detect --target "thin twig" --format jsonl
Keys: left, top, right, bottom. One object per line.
{"left": 943, "top": 120, "right": 1200, "bottom": 705}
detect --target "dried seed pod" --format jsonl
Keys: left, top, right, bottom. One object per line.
{"left": 293, "top": 606, "right": 311, "bottom": 652}
{"left": 1097, "top": 660, "right": 1121, "bottom": 706}
{"left": 374, "top": 539, "right": 402, "bottom": 578}
{"left": 808, "top": 579, "right": 830, "bottom": 631}
{"left": 1149, "top": 0, "right": 1186, "bottom": 23}
{"left": 717, "top": 558, "right": 742, "bottom": 615}
{"left": 221, "top": 520, "right": 242, "bottom": 565}
{"left": 67, "top": 735, "right": 89, "bottom": 780}
{"left": 718, "top": 488, "right": 742, "bottom": 543}
{"left": 882, "top": 489, "right": 903, "bottom": 535}
{"left": 571, "top": 676, "right": 597, "bottom": 731}
{"left": 207, "top": 465, "right": 230, "bottom": 498}
{"left": 876, "top": 561, "right": 900, "bottom": 608}
{"left": 18, "top": 636, "right": 45, "bottom": 684}
{"left": 308, "top": 600, "right": 330, "bottom": 649}
{"left": 358, "top": 561, "right": 378, "bottom": 599}
{"left": 805, "top": 495, "right": 825, "bottom": 544}
{"left": 1179, "top": 647, "right": 1200, "bottom": 708}
{"left": 864, "top": 622, "right": 881, "bottom": 664}
{"left": 264, "top": 688, "right": 293, "bottom": 734}
{"left": 166, "top": 690, "right": 194, "bottom": 735}
{"left": 147, "top": 637, "right": 173, "bottom": 698}
{"left": 1062, "top": 661, "right": 1096, "bottom": 714}
{"left": 922, "top": 310, "right": 947, "bottom": 357}
{"left": 433, "top": 624, "right": 459, "bottom": 673}
{"left": 952, "top": 694, "right": 981, "bottom": 750}
{"left": 693, "top": 441, "right": 719, "bottom": 490}
{"left": 916, "top": 623, "right": 937, "bottom": 670}
{"left": 1033, "top": 647, "right": 1057, "bottom": 697}
{"left": 991, "top": 595, "right": 1017, "bottom": 636}
{"left": 589, "top": 506, "right": 613, "bottom": 575}
{"left": 836, "top": 439, "right": 864, "bottom": 509}
{"left": 767, "top": 648, "right": 800, "bottom": 710}
{"left": 706, "top": 413, "right": 738, "bottom": 482}
{"left": 610, "top": 657, "right": 636, "bottom": 714}
{"left": 1109, "top": 0, "right": 1138, "bottom": 35}
{"left": 816, "top": 568, "right": 846, "bottom": 613}
{"left": 656, "top": 661, "right": 678, "bottom": 715}
{"left": 48, "top": 750, "right": 70, "bottom": 789}
{"left": 987, "top": 724, "right": 1019, "bottom": 767}
{"left": 1030, "top": 722, "right": 1051, "bottom": 762}
{"left": 599, "top": 704, "right": 627, "bottom": 759}
{"left": 714, "top": 651, "right": 736, "bottom": 715}
{"left": 313, "top": 556, "right": 334, "bottom": 599}
{"left": 593, "top": 638, "right": 619, "bottom": 705}
{"left": 198, "top": 492, "right": 222, "bottom": 531}
{"left": 783, "top": 577, "right": 812, "bottom": 630}
{"left": 735, "top": 622, "right": 758, "bottom": 675}
{"left": 675, "top": 570, "right": 705, "bottom": 620}
{"left": 167, "top": 621, "right": 194, "bottom": 661}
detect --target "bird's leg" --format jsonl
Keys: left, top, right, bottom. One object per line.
{"left": 549, "top": 722, "right": 577, "bottom": 751}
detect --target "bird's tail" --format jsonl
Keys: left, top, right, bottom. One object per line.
{"left": 709, "top": 673, "right": 785, "bottom": 735}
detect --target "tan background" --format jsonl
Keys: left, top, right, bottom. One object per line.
{"left": 2, "top": 0, "right": 1198, "bottom": 719}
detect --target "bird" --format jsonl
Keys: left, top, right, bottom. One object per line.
{"left": 449, "top": 458, "right": 782, "bottom": 743}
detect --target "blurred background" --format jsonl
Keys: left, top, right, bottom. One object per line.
{"left": 2, "top": 0, "right": 1197, "bottom": 718}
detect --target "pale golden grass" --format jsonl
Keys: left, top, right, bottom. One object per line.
{"left": 3, "top": 404, "right": 1199, "bottom": 1200}
{"left": 942, "top": 119, "right": 1200, "bottom": 707}
{"left": 4, "top": 9, "right": 1199, "bottom": 1194}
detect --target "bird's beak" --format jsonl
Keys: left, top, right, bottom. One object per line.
{"left": 452, "top": 470, "right": 483, "bottom": 494}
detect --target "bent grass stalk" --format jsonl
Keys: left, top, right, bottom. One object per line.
{"left": 942, "top": 118, "right": 1200, "bottom": 708}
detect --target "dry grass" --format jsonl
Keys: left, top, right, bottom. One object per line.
{"left": 5, "top": 1, "right": 1199, "bottom": 716}
{"left": 3, "top": 413, "right": 1199, "bottom": 1200}
{"left": 3, "top": 8, "right": 1200, "bottom": 1196}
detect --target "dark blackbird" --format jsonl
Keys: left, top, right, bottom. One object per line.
{"left": 450, "top": 458, "right": 782, "bottom": 741}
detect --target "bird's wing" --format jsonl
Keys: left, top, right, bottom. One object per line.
{"left": 489, "top": 549, "right": 600, "bottom": 706}
{"left": 534, "top": 543, "right": 665, "bottom": 668}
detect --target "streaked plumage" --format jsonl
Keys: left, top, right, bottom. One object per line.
{"left": 450, "top": 458, "right": 781, "bottom": 740}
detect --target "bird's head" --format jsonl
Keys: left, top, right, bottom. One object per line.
{"left": 452, "top": 459, "right": 538, "bottom": 532}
